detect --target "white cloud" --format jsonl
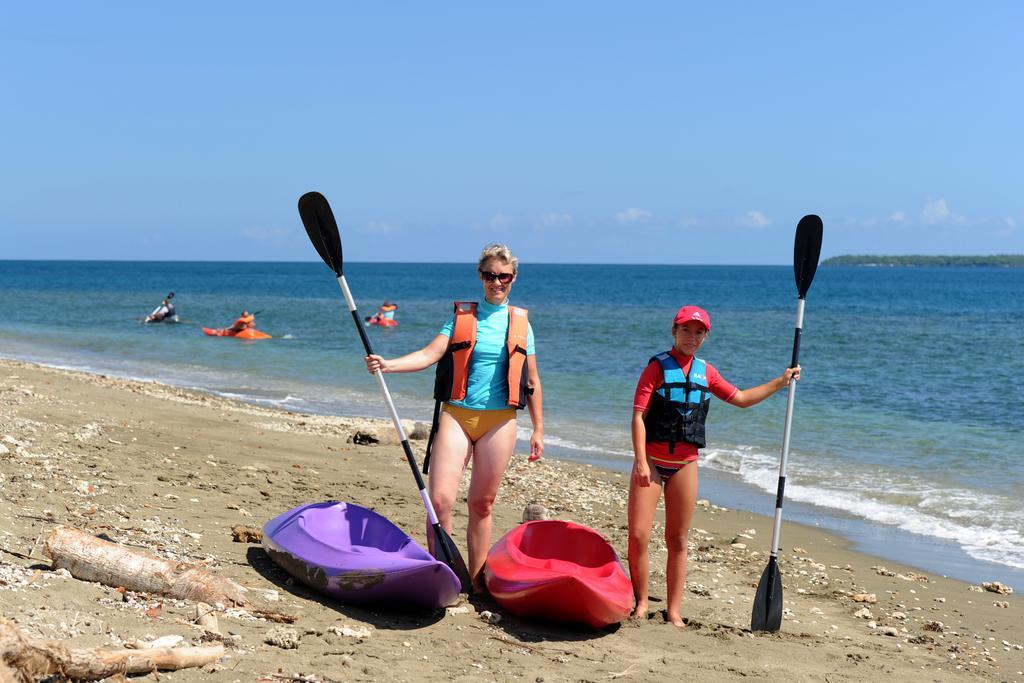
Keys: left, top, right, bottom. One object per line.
{"left": 998, "top": 216, "right": 1020, "bottom": 237}
{"left": 920, "top": 197, "right": 973, "bottom": 226}
{"left": 534, "top": 212, "right": 573, "bottom": 230}
{"left": 615, "top": 207, "right": 652, "bottom": 224}
{"left": 862, "top": 211, "right": 907, "bottom": 227}
{"left": 739, "top": 210, "right": 772, "bottom": 228}
{"left": 489, "top": 213, "right": 514, "bottom": 229}
{"left": 922, "top": 198, "right": 951, "bottom": 224}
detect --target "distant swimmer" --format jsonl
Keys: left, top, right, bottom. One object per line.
{"left": 145, "top": 292, "right": 177, "bottom": 323}
{"left": 366, "top": 301, "right": 399, "bottom": 327}
{"left": 227, "top": 310, "right": 255, "bottom": 334}
{"left": 202, "top": 309, "right": 270, "bottom": 339}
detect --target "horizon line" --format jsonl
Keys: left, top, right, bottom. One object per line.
{"left": 1, "top": 258, "right": 801, "bottom": 267}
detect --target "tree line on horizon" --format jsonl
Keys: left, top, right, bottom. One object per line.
{"left": 822, "top": 254, "right": 1024, "bottom": 267}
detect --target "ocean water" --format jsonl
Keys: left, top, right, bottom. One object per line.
{"left": 1, "top": 260, "right": 1022, "bottom": 585}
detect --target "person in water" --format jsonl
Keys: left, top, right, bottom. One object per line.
{"left": 367, "top": 301, "right": 398, "bottom": 325}
{"left": 228, "top": 310, "right": 255, "bottom": 334}
{"left": 364, "top": 244, "right": 544, "bottom": 593}
{"left": 629, "top": 305, "right": 800, "bottom": 627}
{"left": 146, "top": 292, "right": 176, "bottom": 322}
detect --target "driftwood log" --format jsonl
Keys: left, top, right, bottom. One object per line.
{"left": 43, "top": 526, "right": 250, "bottom": 608}
{"left": 0, "top": 619, "right": 224, "bottom": 682}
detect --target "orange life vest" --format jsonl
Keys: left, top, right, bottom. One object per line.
{"left": 433, "top": 301, "right": 530, "bottom": 408}
{"left": 423, "top": 301, "right": 531, "bottom": 474}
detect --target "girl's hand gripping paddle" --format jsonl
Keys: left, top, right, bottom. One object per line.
{"left": 750, "top": 214, "right": 823, "bottom": 632}
{"left": 297, "top": 191, "right": 471, "bottom": 594}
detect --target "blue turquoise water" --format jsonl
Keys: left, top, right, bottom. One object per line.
{"left": 1, "top": 260, "right": 1022, "bottom": 585}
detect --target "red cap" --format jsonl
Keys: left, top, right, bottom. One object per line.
{"left": 673, "top": 305, "right": 711, "bottom": 331}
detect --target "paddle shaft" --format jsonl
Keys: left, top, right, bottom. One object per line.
{"left": 335, "top": 274, "right": 441, "bottom": 527}
{"left": 751, "top": 214, "right": 822, "bottom": 632}
{"left": 768, "top": 297, "right": 805, "bottom": 558}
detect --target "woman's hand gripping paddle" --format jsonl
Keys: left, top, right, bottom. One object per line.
{"left": 297, "top": 191, "right": 472, "bottom": 594}
{"left": 750, "top": 214, "right": 823, "bottom": 633}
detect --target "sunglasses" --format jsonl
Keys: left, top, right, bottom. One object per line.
{"left": 479, "top": 270, "right": 515, "bottom": 284}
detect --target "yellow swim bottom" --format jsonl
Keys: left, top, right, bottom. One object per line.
{"left": 442, "top": 403, "right": 516, "bottom": 443}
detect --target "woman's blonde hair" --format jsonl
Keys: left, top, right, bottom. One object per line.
{"left": 477, "top": 243, "right": 518, "bottom": 274}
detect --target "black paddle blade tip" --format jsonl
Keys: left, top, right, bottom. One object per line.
{"left": 751, "top": 558, "right": 784, "bottom": 632}
{"left": 298, "top": 191, "right": 344, "bottom": 276}
{"left": 433, "top": 525, "right": 472, "bottom": 594}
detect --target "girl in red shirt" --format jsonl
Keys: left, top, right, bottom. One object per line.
{"left": 629, "top": 305, "right": 800, "bottom": 627}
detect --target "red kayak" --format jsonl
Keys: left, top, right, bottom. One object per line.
{"left": 484, "top": 520, "right": 633, "bottom": 628}
{"left": 203, "top": 327, "right": 272, "bottom": 340}
{"left": 367, "top": 317, "right": 398, "bottom": 327}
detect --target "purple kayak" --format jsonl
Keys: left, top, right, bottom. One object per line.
{"left": 262, "top": 501, "right": 461, "bottom": 610}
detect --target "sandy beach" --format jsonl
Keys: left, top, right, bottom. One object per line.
{"left": 0, "top": 357, "right": 1021, "bottom": 682}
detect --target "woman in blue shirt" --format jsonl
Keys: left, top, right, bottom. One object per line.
{"left": 364, "top": 244, "right": 544, "bottom": 592}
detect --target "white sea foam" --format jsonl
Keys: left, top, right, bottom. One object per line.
{"left": 6, "top": 345, "right": 1022, "bottom": 571}
{"left": 213, "top": 390, "right": 247, "bottom": 400}
{"left": 702, "top": 445, "right": 1024, "bottom": 570}
{"left": 516, "top": 427, "right": 1024, "bottom": 570}
{"left": 513, "top": 426, "right": 1023, "bottom": 569}
{"left": 513, "top": 424, "right": 633, "bottom": 458}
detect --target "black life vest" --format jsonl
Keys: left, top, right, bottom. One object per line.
{"left": 642, "top": 352, "right": 711, "bottom": 453}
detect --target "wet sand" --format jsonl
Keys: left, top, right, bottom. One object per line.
{"left": 1, "top": 358, "right": 1021, "bottom": 681}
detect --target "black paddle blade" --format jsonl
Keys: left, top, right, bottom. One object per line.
{"left": 432, "top": 523, "right": 472, "bottom": 593}
{"left": 794, "top": 214, "right": 823, "bottom": 298}
{"left": 298, "top": 191, "right": 344, "bottom": 276}
{"left": 751, "top": 556, "right": 784, "bottom": 632}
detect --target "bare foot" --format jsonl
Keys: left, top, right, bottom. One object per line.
{"left": 631, "top": 600, "right": 649, "bottom": 620}
{"left": 667, "top": 612, "right": 685, "bottom": 628}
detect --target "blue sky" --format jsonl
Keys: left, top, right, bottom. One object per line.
{"left": 1, "top": 2, "right": 1022, "bottom": 264}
